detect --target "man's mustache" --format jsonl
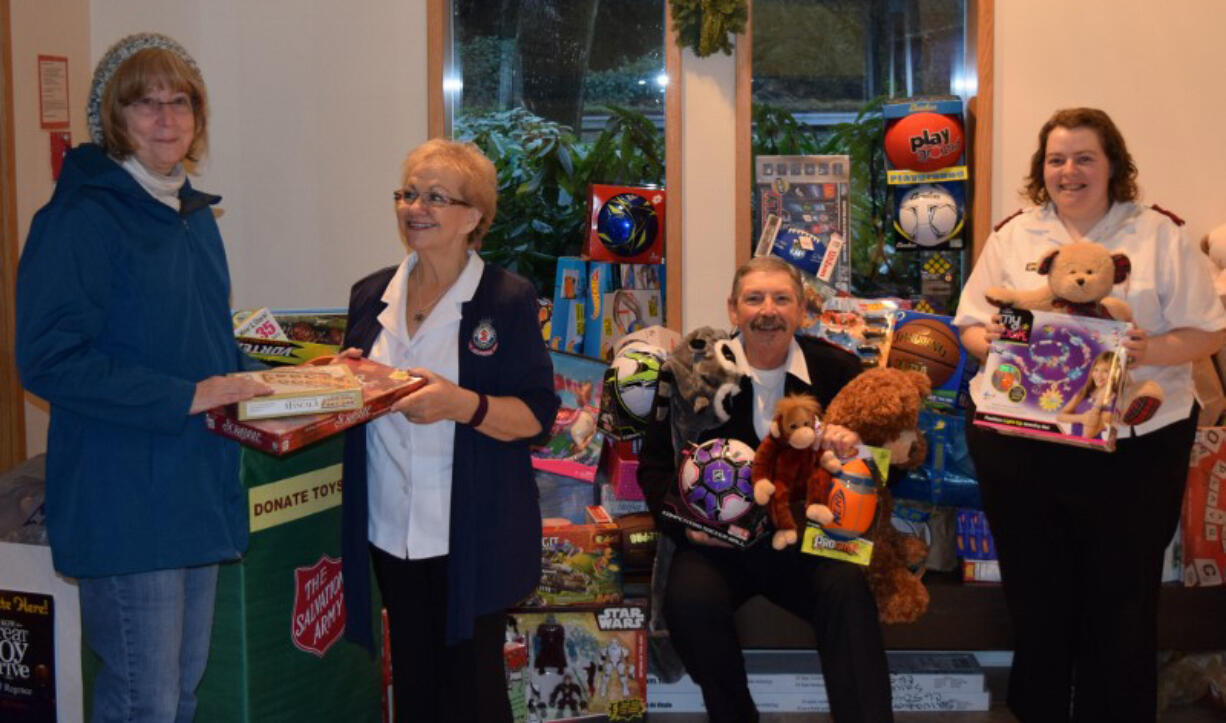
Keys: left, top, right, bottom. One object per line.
{"left": 749, "top": 314, "right": 787, "bottom": 331}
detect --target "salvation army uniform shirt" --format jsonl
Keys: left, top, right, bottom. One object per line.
{"left": 366, "top": 251, "right": 484, "bottom": 559}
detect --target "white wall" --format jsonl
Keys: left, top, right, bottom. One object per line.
{"left": 11, "top": 0, "right": 92, "bottom": 459}
{"left": 993, "top": 0, "right": 1226, "bottom": 243}
{"left": 89, "top": 0, "right": 429, "bottom": 310}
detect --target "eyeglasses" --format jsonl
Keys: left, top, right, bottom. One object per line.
{"left": 393, "top": 189, "right": 470, "bottom": 208}
{"left": 126, "top": 95, "right": 193, "bottom": 119}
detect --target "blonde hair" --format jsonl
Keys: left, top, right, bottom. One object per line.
{"left": 402, "top": 139, "right": 498, "bottom": 248}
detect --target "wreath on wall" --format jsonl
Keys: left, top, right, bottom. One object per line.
{"left": 670, "top": 0, "right": 749, "bottom": 57}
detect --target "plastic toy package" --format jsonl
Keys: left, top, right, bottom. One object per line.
{"left": 508, "top": 603, "right": 648, "bottom": 722}
{"left": 800, "top": 296, "right": 901, "bottom": 370}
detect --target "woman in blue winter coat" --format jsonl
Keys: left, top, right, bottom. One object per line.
{"left": 16, "top": 33, "right": 267, "bottom": 723}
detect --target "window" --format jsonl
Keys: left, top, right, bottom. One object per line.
{"left": 751, "top": 0, "right": 974, "bottom": 301}
{"left": 446, "top": 1, "right": 668, "bottom": 297}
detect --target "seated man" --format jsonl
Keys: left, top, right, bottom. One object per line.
{"left": 637, "top": 256, "right": 893, "bottom": 723}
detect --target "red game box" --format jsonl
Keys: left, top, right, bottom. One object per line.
{"left": 205, "top": 357, "right": 423, "bottom": 456}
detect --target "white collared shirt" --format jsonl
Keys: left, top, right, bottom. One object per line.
{"left": 726, "top": 336, "right": 812, "bottom": 440}
{"left": 366, "top": 251, "right": 485, "bottom": 559}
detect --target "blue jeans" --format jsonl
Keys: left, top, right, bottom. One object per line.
{"left": 78, "top": 565, "right": 219, "bottom": 723}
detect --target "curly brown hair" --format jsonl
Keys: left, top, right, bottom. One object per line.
{"left": 1022, "top": 108, "right": 1138, "bottom": 206}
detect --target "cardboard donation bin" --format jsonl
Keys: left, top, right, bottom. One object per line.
{"left": 194, "top": 437, "right": 382, "bottom": 721}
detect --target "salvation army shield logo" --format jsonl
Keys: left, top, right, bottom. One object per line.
{"left": 291, "top": 555, "right": 346, "bottom": 657}
{"left": 468, "top": 319, "right": 498, "bottom": 356}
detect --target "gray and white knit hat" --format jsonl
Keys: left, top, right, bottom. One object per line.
{"left": 86, "top": 32, "right": 201, "bottom": 145}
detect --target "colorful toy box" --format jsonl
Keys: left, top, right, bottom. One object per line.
{"left": 973, "top": 308, "right": 1130, "bottom": 451}
{"left": 507, "top": 603, "right": 648, "bottom": 722}
{"left": 1183, "top": 427, "right": 1226, "bottom": 587}
{"left": 532, "top": 351, "right": 606, "bottom": 482}
{"left": 582, "top": 261, "right": 617, "bottom": 361}
{"left": 522, "top": 506, "right": 623, "bottom": 608}
{"left": 754, "top": 154, "right": 852, "bottom": 292}
{"left": 586, "top": 185, "right": 665, "bottom": 265}
{"left": 550, "top": 257, "right": 588, "bottom": 354}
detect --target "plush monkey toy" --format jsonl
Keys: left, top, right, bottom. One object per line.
{"left": 751, "top": 394, "right": 841, "bottom": 550}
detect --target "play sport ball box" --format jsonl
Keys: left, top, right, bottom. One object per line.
{"left": 585, "top": 184, "right": 665, "bottom": 265}
{"left": 973, "top": 309, "right": 1130, "bottom": 451}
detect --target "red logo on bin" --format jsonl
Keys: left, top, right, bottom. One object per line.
{"left": 291, "top": 555, "right": 346, "bottom": 657}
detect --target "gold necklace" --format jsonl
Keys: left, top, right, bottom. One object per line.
{"left": 409, "top": 272, "right": 457, "bottom": 323}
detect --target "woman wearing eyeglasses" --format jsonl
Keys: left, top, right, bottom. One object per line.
{"left": 16, "top": 34, "right": 269, "bottom": 722}
{"left": 339, "top": 139, "right": 559, "bottom": 722}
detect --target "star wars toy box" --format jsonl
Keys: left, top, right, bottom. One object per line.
{"left": 801, "top": 445, "right": 892, "bottom": 566}
{"left": 973, "top": 308, "right": 1130, "bottom": 451}
{"left": 507, "top": 602, "right": 648, "bottom": 722}
{"left": 886, "top": 310, "right": 968, "bottom": 409}
{"left": 585, "top": 184, "right": 665, "bottom": 265}
{"left": 1182, "top": 427, "right": 1226, "bottom": 587}
{"left": 522, "top": 506, "right": 624, "bottom": 608}
{"left": 660, "top": 437, "right": 770, "bottom": 548}
{"left": 883, "top": 97, "right": 967, "bottom": 254}
{"left": 755, "top": 155, "right": 852, "bottom": 293}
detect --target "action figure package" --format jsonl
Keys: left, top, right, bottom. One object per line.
{"left": 205, "top": 357, "right": 424, "bottom": 456}
{"left": 659, "top": 438, "right": 770, "bottom": 548}
{"left": 508, "top": 603, "right": 648, "bottom": 722}
{"left": 755, "top": 154, "right": 852, "bottom": 292}
{"left": 522, "top": 506, "right": 624, "bottom": 608}
{"left": 800, "top": 296, "right": 900, "bottom": 370}
{"left": 801, "top": 446, "right": 891, "bottom": 566}
{"left": 1182, "top": 427, "right": 1226, "bottom": 587}
{"left": 973, "top": 308, "right": 1130, "bottom": 451}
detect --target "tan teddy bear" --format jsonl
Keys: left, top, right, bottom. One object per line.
{"left": 985, "top": 240, "right": 1164, "bottom": 426}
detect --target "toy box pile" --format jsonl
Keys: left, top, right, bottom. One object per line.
{"left": 882, "top": 96, "right": 969, "bottom": 313}
{"left": 507, "top": 603, "right": 648, "bottom": 722}
{"left": 547, "top": 256, "right": 666, "bottom": 361}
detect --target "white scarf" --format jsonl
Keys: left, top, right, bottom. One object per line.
{"left": 118, "top": 155, "right": 186, "bottom": 211}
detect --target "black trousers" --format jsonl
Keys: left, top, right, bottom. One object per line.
{"left": 662, "top": 540, "right": 894, "bottom": 723}
{"left": 370, "top": 545, "right": 511, "bottom": 723}
{"left": 966, "top": 409, "right": 1196, "bottom": 723}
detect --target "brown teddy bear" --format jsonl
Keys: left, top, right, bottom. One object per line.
{"left": 984, "top": 240, "right": 1164, "bottom": 426}
{"left": 822, "top": 367, "right": 933, "bottom": 624}
{"left": 751, "top": 394, "right": 842, "bottom": 550}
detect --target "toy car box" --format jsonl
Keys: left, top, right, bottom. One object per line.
{"left": 522, "top": 506, "right": 623, "bottom": 608}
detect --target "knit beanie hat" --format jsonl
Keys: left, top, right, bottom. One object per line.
{"left": 86, "top": 32, "right": 201, "bottom": 145}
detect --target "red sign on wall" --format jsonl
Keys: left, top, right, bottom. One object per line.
{"left": 291, "top": 555, "right": 346, "bottom": 657}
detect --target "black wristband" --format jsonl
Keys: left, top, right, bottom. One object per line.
{"left": 468, "top": 393, "right": 489, "bottom": 427}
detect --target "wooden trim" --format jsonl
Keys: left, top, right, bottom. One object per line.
{"left": 734, "top": 2, "right": 753, "bottom": 270}
{"left": 664, "top": 3, "right": 682, "bottom": 332}
{"left": 969, "top": 0, "right": 994, "bottom": 264}
{"left": 0, "top": 0, "right": 26, "bottom": 467}
{"left": 427, "top": 0, "right": 446, "bottom": 138}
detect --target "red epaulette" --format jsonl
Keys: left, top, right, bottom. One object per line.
{"left": 1151, "top": 204, "right": 1185, "bottom": 226}
{"left": 993, "top": 209, "right": 1023, "bottom": 233}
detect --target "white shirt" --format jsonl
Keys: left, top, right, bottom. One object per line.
{"left": 954, "top": 202, "right": 1226, "bottom": 436}
{"left": 727, "top": 336, "right": 812, "bottom": 440}
{"left": 366, "top": 251, "right": 485, "bottom": 559}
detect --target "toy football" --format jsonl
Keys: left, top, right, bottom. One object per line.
{"left": 823, "top": 457, "right": 879, "bottom": 540}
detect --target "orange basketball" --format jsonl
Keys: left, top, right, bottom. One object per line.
{"left": 888, "top": 317, "right": 960, "bottom": 389}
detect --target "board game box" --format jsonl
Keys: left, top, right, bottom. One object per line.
{"left": 205, "top": 357, "right": 423, "bottom": 455}
{"left": 232, "top": 365, "right": 364, "bottom": 421}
